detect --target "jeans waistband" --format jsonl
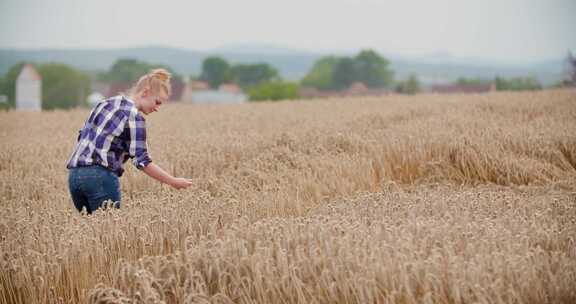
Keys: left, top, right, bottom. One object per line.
{"left": 69, "top": 165, "right": 117, "bottom": 176}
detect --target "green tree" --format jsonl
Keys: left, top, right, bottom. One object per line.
{"left": 230, "top": 63, "right": 279, "bottom": 88}
{"left": 102, "top": 58, "right": 182, "bottom": 83}
{"left": 354, "top": 49, "right": 394, "bottom": 88}
{"left": 494, "top": 77, "right": 505, "bottom": 90}
{"left": 564, "top": 52, "right": 576, "bottom": 86}
{"left": 104, "top": 59, "right": 151, "bottom": 82}
{"left": 302, "top": 50, "right": 394, "bottom": 91}
{"left": 248, "top": 81, "right": 299, "bottom": 101}
{"left": 495, "top": 76, "right": 541, "bottom": 91}
{"left": 456, "top": 77, "right": 491, "bottom": 86}
{"left": 38, "top": 63, "right": 91, "bottom": 110}
{"left": 332, "top": 57, "right": 358, "bottom": 90}
{"left": 395, "top": 74, "right": 420, "bottom": 94}
{"left": 301, "top": 56, "right": 341, "bottom": 90}
{"left": 0, "top": 75, "right": 7, "bottom": 110}
{"left": 200, "top": 56, "right": 231, "bottom": 89}
{"left": 0, "top": 62, "right": 26, "bottom": 108}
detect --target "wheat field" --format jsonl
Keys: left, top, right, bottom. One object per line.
{"left": 1, "top": 89, "right": 575, "bottom": 304}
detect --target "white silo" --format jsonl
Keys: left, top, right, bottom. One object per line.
{"left": 16, "top": 64, "right": 42, "bottom": 111}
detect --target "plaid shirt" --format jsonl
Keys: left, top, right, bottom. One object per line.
{"left": 66, "top": 95, "right": 152, "bottom": 177}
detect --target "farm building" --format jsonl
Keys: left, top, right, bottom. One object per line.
{"left": 16, "top": 64, "right": 42, "bottom": 111}
{"left": 181, "top": 80, "right": 247, "bottom": 104}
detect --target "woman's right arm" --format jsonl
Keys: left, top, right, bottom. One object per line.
{"left": 142, "top": 163, "right": 193, "bottom": 189}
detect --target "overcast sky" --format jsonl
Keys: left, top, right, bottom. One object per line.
{"left": 1, "top": 0, "right": 575, "bottom": 63}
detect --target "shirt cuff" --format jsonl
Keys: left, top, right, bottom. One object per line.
{"left": 133, "top": 154, "right": 152, "bottom": 169}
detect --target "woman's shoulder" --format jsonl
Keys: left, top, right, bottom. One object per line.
{"left": 111, "top": 96, "right": 136, "bottom": 115}
{"left": 117, "top": 96, "right": 146, "bottom": 122}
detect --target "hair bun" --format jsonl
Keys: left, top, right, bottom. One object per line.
{"left": 130, "top": 68, "right": 172, "bottom": 96}
{"left": 149, "top": 68, "right": 171, "bottom": 82}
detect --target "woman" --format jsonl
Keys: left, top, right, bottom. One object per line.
{"left": 66, "top": 68, "right": 193, "bottom": 214}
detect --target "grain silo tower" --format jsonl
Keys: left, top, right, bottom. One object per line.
{"left": 16, "top": 64, "right": 42, "bottom": 111}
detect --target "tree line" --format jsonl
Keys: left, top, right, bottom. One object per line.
{"left": 195, "top": 56, "right": 298, "bottom": 101}
{"left": 1, "top": 51, "right": 574, "bottom": 109}
{"left": 0, "top": 62, "right": 91, "bottom": 110}
{"left": 198, "top": 49, "right": 418, "bottom": 99}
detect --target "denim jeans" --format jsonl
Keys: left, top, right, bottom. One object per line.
{"left": 68, "top": 165, "right": 121, "bottom": 214}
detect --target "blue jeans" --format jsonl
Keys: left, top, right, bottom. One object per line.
{"left": 68, "top": 165, "right": 121, "bottom": 214}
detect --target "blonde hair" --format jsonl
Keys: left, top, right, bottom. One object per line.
{"left": 130, "top": 68, "right": 172, "bottom": 97}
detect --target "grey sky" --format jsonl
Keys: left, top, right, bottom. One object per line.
{"left": 1, "top": 0, "right": 575, "bottom": 63}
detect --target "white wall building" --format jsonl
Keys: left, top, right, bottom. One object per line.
{"left": 16, "top": 64, "right": 42, "bottom": 111}
{"left": 189, "top": 90, "right": 247, "bottom": 105}
{"left": 181, "top": 80, "right": 247, "bottom": 105}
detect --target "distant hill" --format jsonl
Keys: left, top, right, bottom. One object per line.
{"left": 390, "top": 59, "right": 564, "bottom": 87}
{"left": 0, "top": 46, "right": 565, "bottom": 86}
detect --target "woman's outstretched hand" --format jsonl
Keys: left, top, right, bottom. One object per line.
{"left": 170, "top": 177, "right": 194, "bottom": 189}
{"left": 142, "top": 163, "right": 194, "bottom": 190}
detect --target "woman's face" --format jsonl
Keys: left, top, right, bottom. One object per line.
{"left": 140, "top": 89, "right": 168, "bottom": 115}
